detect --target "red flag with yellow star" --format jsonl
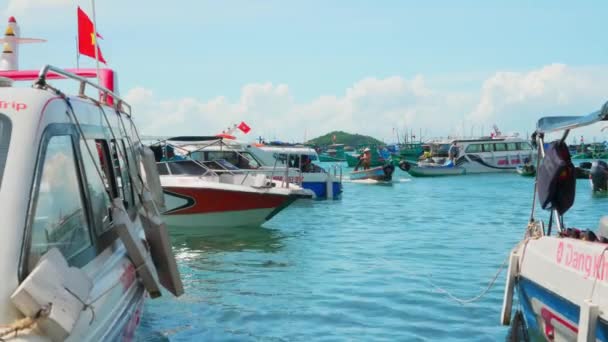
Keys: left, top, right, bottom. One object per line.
{"left": 77, "top": 7, "right": 106, "bottom": 64}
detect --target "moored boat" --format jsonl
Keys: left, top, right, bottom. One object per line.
{"left": 398, "top": 160, "right": 465, "bottom": 177}
{"left": 590, "top": 160, "right": 608, "bottom": 193}
{"left": 151, "top": 139, "right": 314, "bottom": 228}
{"left": 501, "top": 102, "right": 608, "bottom": 341}
{"left": 0, "top": 16, "right": 183, "bottom": 340}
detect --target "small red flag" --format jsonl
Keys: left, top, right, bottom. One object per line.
{"left": 77, "top": 7, "right": 106, "bottom": 64}
{"left": 237, "top": 121, "right": 251, "bottom": 134}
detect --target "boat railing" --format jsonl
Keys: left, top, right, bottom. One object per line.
{"left": 34, "top": 65, "right": 132, "bottom": 116}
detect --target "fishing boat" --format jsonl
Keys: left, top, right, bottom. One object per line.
{"left": 349, "top": 164, "right": 395, "bottom": 182}
{"left": 150, "top": 138, "right": 313, "bottom": 229}
{"left": 0, "top": 17, "right": 183, "bottom": 341}
{"left": 501, "top": 102, "right": 608, "bottom": 341}
{"left": 398, "top": 160, "right": 465, "bottom": 177}
{"left": 516, "top": 164, "right": 536, "bottom": 177}
{"left": 345, "top": 145, "right": 391, "bottom": 167}
{"left": 319, "top": 144, "right": 346, "bottom": 162}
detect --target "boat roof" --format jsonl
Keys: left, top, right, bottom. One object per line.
{"left": 535, "top": 105, "right": 608, "bottom": 133}
{"left": 257, "top": 145, "right": 317, "bottom": 155}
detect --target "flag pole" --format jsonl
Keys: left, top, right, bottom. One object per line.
{"left": 75, "top": 35, "right": 80, "bottom": 69}
{"left": 90, "top": 0, "right": 101, "bottom": 85}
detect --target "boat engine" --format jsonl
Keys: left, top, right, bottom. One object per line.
{"left": 590, "top": 160, "right": 608, "bottom": 192}
{"left": 398, "top": 160, "right": 411, "bottom": 172}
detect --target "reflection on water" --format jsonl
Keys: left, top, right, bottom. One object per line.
{"left": 170, "top": 225, "right": 286, "bottom": 254}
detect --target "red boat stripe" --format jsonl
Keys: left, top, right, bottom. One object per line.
{"left": 164, "top": 187, "right": 291, "bottom": 215}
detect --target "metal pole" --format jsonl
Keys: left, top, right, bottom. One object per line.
{"left": 91, "top": 0, "right": 101, "bottom": 85}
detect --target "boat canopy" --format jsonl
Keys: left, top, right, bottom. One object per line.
{"left": 535, "top": 103, "right": 608, "bottom": 133}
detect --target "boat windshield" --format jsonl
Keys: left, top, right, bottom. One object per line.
{"left": 0, "top": 114, "right": 11, "bottom": 190}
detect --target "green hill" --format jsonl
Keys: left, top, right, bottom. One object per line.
{"left": 306, "top": 131, "right": 384, "bottom": 147}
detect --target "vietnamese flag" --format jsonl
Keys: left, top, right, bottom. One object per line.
{"left": 237, "top": 121, "right": 251, "bottom": 134}
{"left": 77, "top": 7, "right": 107, "bottom": 64}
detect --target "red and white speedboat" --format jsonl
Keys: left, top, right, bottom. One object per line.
{"left": 153, "top": 139, "right": 313, "bottom": 228}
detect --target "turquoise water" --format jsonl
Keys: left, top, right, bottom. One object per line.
{"left": 136, "top": 166, "right": 607, "bottom": 341}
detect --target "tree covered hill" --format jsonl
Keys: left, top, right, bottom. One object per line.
{"left": 306, "top": 131, "right": 384, "bottom": 147}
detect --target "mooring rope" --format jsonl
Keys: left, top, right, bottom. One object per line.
{"left": 0, "top": 305, "right": 51, "bottom": 340}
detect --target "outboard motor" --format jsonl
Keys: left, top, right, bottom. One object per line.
{"left": 383, "top": 164, "right": 395, "bottom": 181}
{"left": 590, "top": 160, "right": 608, "bottom": 192}
{"left": 398, "top": 160, "right": 411, "bottom": 172}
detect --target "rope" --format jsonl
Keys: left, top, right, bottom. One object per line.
{"left": 427, "top": 254, "right": 510, "bottom": 305}
{"left": 0, "top": 305, "right": 51, "bottom": 340}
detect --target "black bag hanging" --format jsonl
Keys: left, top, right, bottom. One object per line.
{"left": 537, "top": 140, "right": 576, "bottom": 215}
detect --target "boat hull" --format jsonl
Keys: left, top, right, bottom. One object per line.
{"left": 349, "top": 165, "right": 394, "bottom": 182}
{"left": 398, "top": 160, "right": 465, "bottom": 177}
{"left": 162, "top": 186, "right": 299, "bottom": 228}
{"left": 507, "top": 236, "right": 608, "bottom": 341}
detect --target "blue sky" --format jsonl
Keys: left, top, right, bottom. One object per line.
{"left": 2, "top": 0, "right": 608, "bottom": 142}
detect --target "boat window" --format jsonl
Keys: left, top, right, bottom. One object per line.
{"left": 28, "top": 135, "right": 92, "bottom": 272}
{"left": 157, "top": 163, "right": 170, "bottom": 175}
{"left": 206, "top": 151, "right": 239, "bottom": 165}
{"left": 237, "top": 152, "right": 261, "bottom": 169}
{"left": 482, "top": 143, "right": 493, "bottom": 152}
{"left": 465, "top": 144, "right": 482, "bottom": 153}
{"left": 506, "top": 143, "right": 518, "bottom": 151}
{"left": 167, "top": 160, "right": 206, "bottom": 175}
{"left": 0, "top": 114, "right": 11, "bottom": 190}
{"left": 494, "top": 143, "right": 507, "bottom": 152}
{"left": 80, "top": 139, "right": 113, "bottom": 233}
{"left": 518, "top": 142, "right": 532, "bottom": 151}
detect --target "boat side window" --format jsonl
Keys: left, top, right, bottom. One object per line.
{"left": 157, "top": 163, "right": 170, "bottom": 175}
{"left": 494, "top": 143, "right": 507, "bottom": 152}
{"left": 27, "top": 135, "right": 92, "bottom": 273}
{"left": 241, "top": 152, "right": 260, "bottom": 168}
{"left": 0, "top": 114, "right": 11, "bottom": 189}
{"left": 465, "top": 144, "right": 482, "bottom": 153}
{"left": 518, "top": 142, "right": 532, "bottom": 151}
{"left": 506, "top": 143, "right": 518, "bottom": 151}
{"left": 80, "top": 139, "right": 113, "bottom": 233}
{"left": 482, "top": 143, "right": 493, "bottom": 152}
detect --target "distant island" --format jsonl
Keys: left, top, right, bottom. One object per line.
{"left": 306, "top": 131, "right": 384, "bottom": 147}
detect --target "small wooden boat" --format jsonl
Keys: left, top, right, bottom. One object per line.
{"left": 516, "top": 164, "right": 536, "bottom": 177}
{"left": 349, "top": 164, "right": 394, "bottom": 182}
{"left": 398, "top": 160, "right": 465, "bottom": 177}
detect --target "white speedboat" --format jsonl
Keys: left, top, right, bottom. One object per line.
{"left": 0, "top": 17, "right": 182, "bottom": 341}
{"left": 501, "top": 105, "right": 608, "bottom": 340}
{"left": 151, "top": 138, "right": 314, "bottom": 229}
{"left": 162, "top": 137, "right": 343, "bottom": 199}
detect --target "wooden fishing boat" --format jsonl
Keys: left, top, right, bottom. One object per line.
{"left": 349, "top": 164, "right": 394, "bottom": 182}
{"left": 398, "top": 160, "right": 465, "bottom": 177}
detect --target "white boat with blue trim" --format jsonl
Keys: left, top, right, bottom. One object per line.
{"left": 501, "top": 102, "right": 608, "bottom": 341}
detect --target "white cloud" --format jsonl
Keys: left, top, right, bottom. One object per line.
{"left": 2, "top": 0, "right": 72, "bottom": 18}
{"left": 126, "top": 64, "right": 608, "bottom": 143}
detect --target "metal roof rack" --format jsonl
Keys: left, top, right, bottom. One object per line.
{"left": 535, "top": 102, "right": 608, "bottom": 134}
{"left": 34, "top": 65, "right": 132, "bottom": 116}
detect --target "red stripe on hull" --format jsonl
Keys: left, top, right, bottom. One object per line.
{"left": 164, "top": 187, "right": 291, "bottom": 215}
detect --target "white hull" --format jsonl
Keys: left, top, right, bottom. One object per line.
{"left": 163, "top": 208, "right": 273, "bottom": 228}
